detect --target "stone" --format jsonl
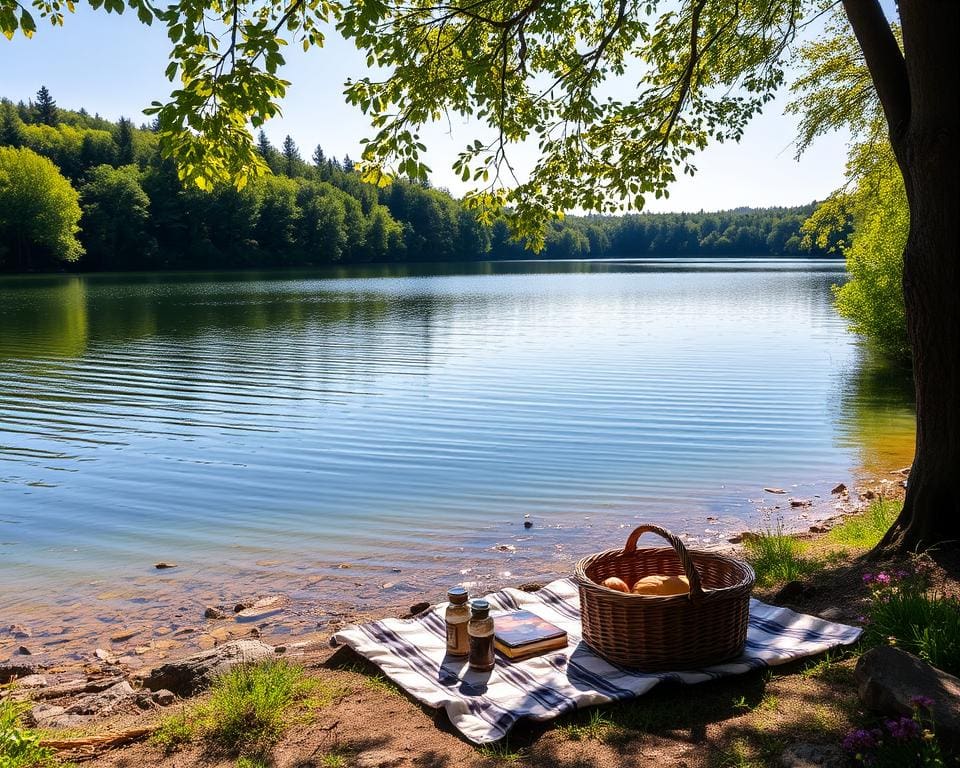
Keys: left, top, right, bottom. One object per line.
{"left": 727, "top": 533, "right": 744, "bottom": 544}
{"left": 154, "top": 562, "right": 177, "bottom": 569}
{"left": 17, "top": 645, "right": 31, "bottom": 655}
{"left": 110, "top": 628, "right": 140, "bottom": 643}
{"left": 523, "top": 520, "right": 533, "bottom": 529}
{"left": 197, "top": 635, "right": 216, "bottom": 650}
{"left": 16, "top": 674, "right": 48, "bottom": 688}
{"left": 141, "top": 639, "right": 275, "bottom": 695}
{"left": 9, "top": 624, "right": 31, "bottom": 639}
{"left": 66, "top": 681, "right": 136, "bottom": 716}
{"left": 809, "top": 525, "right": 829, "bottom": 534}
{"left": 780, "top": 742, "right": 845, "bottom": 768}
{"left": 861, "top": 490, "right": 877, "bottom": 500}
{"left": 831, "top": 483, "right": 847, "bottom": 495}
{"left": 517, "top": 583, "right": 544, "bottom": 592}
{"left": 494, "top": 544, "right": 516, "bottom": 553}
{"left": 408, "top": 602, "right": 430, "bottom": 616}
{"left": 152, "top": 689, "right": 176, "bottom": 706}
{"left": 204, "top": 606, "right": 227, "bottom": 620}
{"left": 29, "top": 703, "right": 90, "bottom": 730}
{"left": 790, "top": 499, "right": 811, "bottom": 508}
{"left": 173, "top": 627, "right": 196, "bottom": 636}
{"left": 95, "top": 648, "right": 118, "bottom": 663}
{"left": 764, "top": 487, "right": 786, "bottom": 494}
{"left": 855, "top": 646, "right": 960, "bottom": 742}
{"left": 0, "top": 664, "right": 37, "bottom": 684}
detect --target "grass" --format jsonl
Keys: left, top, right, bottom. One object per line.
{"left": 555, "top": 708, "right": 615, "bottom": 741}
{"left": 742, "top": 525, "right": 821, "bottom": 587}
{"left": 0, "top": 689, "right": 64, "bottom": 768}
{"left": 476, "top": 738, "right": 527, "bottom": 763}
{"left": 153, "top": 660, "right": 343, "bottom": 758}
{"left": 827, "top": 499, "right": 900, "bottom": 550}
{"left": 865, "top": 577, "right": 960, "bottom": 676}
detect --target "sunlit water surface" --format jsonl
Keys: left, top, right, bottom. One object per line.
{"left": 0, "top": 261, "right": 915, "bottom": 654}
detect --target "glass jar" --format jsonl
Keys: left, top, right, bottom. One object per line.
{"left": 467, "top": 599, "right": 495, "bottom": 672}
{"left": 444, "top": 586, "right": 470, "bottom": 656}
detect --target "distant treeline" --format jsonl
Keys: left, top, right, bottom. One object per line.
{"left": 0, "top": 89, "right": 848, "bottom": 273}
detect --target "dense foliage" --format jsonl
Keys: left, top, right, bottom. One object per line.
{"left": 0, "top": 91, "right": 842, "bottom": 272}
{"left": 789, "top": 17, "right": 909, "bottom": 362}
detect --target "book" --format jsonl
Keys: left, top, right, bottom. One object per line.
{"left": 493, "top": 610, "right": 568, "bottom": 659}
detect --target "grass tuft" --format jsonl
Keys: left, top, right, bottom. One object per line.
{"left": 827, "top": 500, "right": 899, "bottom": 550}
{"left": 0, "top": 689, "right": 61, "bottom": 768}
{"left": 153, "top": 659, "right": 342, "bottom": 758}
{"left": 556, "top": 708, "right": 614, "bottom": 741}
{"left": 743, "top": 525, "right": 820, "bottom": 587}
{"left": 477, "top": 738, "right": 526, "bottom": 763}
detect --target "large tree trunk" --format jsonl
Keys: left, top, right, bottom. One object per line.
{"left": 870, "top": 0, "right": 960, "bottom": 554}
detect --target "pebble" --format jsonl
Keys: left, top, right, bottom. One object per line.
{"left": 110, "top": 629, "right": 140, "bottom": 643}
{"left": 204, "top": 606, "right": 227, "bottom": 620}
{"left": 764, "top": 487, "right": 786, "bottom": 494}
{"left": 173, "top": 627, "right": 196, "bottom": 636}
{"left": 523, "top": 521, "right": 533, "bottom": 529}
{"left": 9, "top": 624, "right": 32, "bottom": 639}
{"left": 152, "top": 689, "right": 176, "bottom": 706}
{"left": 17, "top": 646, "right": 32, "bottom": 655}
{"left": 154, "top": 562, "right": 177, "bottom": 569}
{"left": 831, "top": 483, "right": 847, "bottom": 495}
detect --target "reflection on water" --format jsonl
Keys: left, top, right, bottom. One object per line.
{"left": 0, "top": 260, "right": 915, "bottom": 626}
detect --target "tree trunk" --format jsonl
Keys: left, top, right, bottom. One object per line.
{"left": 873, "top": 0, "right": 960, "bottom": 554}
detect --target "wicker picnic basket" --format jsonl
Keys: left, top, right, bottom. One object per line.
{"left": 574, "top": 523, "right": 755, "bottom": 670}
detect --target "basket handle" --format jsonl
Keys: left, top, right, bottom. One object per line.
{"left": 622, "top": 524, "right": 704, "bottom": 600}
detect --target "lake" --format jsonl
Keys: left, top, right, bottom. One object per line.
{"left": 0, "top": 261, "right": 915, "bottom": 653}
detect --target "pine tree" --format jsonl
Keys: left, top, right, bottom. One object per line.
{"left": 281, "top": 135, "right": 300, "bottom": 177}
{"left": 116, "top": 117, "right": 135, "bottom": 165}
{"left": 257, "top": 130, "right": 273, "bottom": 158}
{"left": 311, "top": 144, "right": 325, "bottom": 167}
{"left": 342, "top": 154, "right": 354, "bottom": 173}
{"left": 35, "top": 86, "right": 58, "bottom": 126}
{"left": 0, "top": 104, "right": 23, "bottom": 147}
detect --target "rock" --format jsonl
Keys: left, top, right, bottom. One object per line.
{"left": 861, "top": 490, "right": 877, "bottom": 500}
{"left": 408, "top": 602, "right": 430, "bottom": 616}
{"left": 17, "top": 645, "right": 31, "bottom": 655}
{"left": 809, "top": 525, "right": 829, "bottom": 534}
{"left": 727, "top": 533, "right": 744, "bottom": 544}
{"left": 141, "top": 639, "right": 275, "bottom": 695}
{"left": 274, "top": 646, "right": 287, "bottom": 654}
{"left": 29, "top": 703, "right": 90, "bottom": 730}
{"left": 154, "top": 562, "right": 177, "bottom": 569}
{"left": 110, "top": 628, "right": 140, "bottom": 643}
{"left": 173, "top": 627, "right": 196, "bottom": 636}
{"left": 379, "top": 582, "right": 396, "bottom": 590}
{"left": 790, "top": 499, "right": 811, "bottom": 508}
{"left": 66, "top": 681, "right": 136, "bottom": 716}
{"left": 523, "top": 520, "right": 533, "bottom": 529}
{"left": 831, "top": 483, "right": 847, "bottom": 495}
{"left": 517, "top": 583, "right": 544, "bottom": 592}
{"left": 152, "top": 689, "right": 176, "bottom": 706}
{"left": 16, "top": 674, "right": 48, "bottom": 688}
{"left": 494, "top": 544, "right": 516, "bottom": 553}
{"left": 764, "top": 487, "right": 786, "bottom": 494}
{"left": 197, "top": 635, "right": 216, "bottom": 650}
{"left": 204, "top": 606, "right": 227, "bottom": 620}
{"left": 234, "top": 603, "right": 248, "bottom": 613}
{"left": 780, "top": 742, "right": 845, "bottom": 768}
{"left": 95, "top": 648, "right": 118, "bottom": 664}
{"left": 0, "top": 664, "right": 37, "bottom": 684}
{"left": 9, "top": 624, "right": 31, "bottom": 639}
{"left": 855, "top": 646, "right": 960, "bottom": 742}
{"left": 774, "top": 581, "right": 807, "bottom": 603}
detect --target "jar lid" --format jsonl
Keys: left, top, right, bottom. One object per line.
{"left": 470, "top": 599, "right": 490, "bottom": 619}
{"left": 447, "top": 586, "right": 468, "bottom": 604}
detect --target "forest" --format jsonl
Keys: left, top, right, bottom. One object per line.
{"left": 0, "top": 89, "right": 847, "bottom": 273}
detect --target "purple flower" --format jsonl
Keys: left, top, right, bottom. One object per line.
{"left": 910, "top": 695, "right": 935, "bottom": 710}
{"left": 895, "top": 569, "right": 909, "bottom": 579}
{"left": 875, "top": 572, "right": 891, "bottom": 585}
{"left": 843, "top": 727, "right": 882, "bottom": 753}
{"left": 885, "top": 716, "right": 921, "bottom": 740}
{"left": 863, "top": 573, "right": 874, "bottom": 584}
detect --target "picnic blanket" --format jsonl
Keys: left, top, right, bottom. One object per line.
{"left": 331, "top": 577, "right": 862, "bottom": 743}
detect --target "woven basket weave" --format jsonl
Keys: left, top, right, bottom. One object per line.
{"left": 575, "top": 524, "right": 755, "bottom": 670}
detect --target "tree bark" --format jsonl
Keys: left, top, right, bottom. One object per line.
{"left": 867, "top": 0, "right": 960, "bottom": 553}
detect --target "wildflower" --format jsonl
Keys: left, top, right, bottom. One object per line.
{"left": 875, "top": 572, "right": 891, "bottom": 585}
{"left": 863, "top": 573, "right": 874, "bottom": 584}
{"left": 843, "top": 727, "right": 881, "bottom": 753}
{"left": 910, "top": 695, "right": 935, "bottom": 710}
{"left": 885, "top": 716, "right": 921, "bottom": 740}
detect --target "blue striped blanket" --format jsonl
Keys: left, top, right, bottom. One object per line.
{"left": 331, "top": 578, "right": 861, "bottom": 744}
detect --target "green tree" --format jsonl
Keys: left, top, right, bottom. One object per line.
{"left": 34, "top": 85, "right": 58, "bottom": 127}
{"left": 79, "top": 164, "right": 155, "bottom": 269}
{"left": 115, "top": 117, "right": 135, "bottom": 165}
{"left": 281, "top": 134, "right": 301, "bottom": 177}
{"left": 0, "top": 145, "right": 82, "bottom": 268}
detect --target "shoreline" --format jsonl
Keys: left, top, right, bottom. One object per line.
{"left": 1, "top": 467, "right": 907, "bottom": 687}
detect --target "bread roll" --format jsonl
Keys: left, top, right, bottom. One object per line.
{"left": 601, "top": 576, "right": 631, "bottom": 593}
{"left": 631, "top": 574, "right": 690, "bottom": 596}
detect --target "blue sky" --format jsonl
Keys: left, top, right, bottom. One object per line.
{"left": 0, "top": 6, "right": 851, "bottom": 213}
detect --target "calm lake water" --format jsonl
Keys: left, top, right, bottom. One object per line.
{"left": 0, "top": 261, "right": 915, "bottom": 641}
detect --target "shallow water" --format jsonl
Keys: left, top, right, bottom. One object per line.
{"left": 0, "top": 260, "right": 915, "bottom": 650}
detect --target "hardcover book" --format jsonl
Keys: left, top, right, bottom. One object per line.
{"left": 493, "top": 610, "right": 568, "bottom": 659}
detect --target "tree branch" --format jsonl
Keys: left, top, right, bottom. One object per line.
{"left": 841, "top": 0, "right": 909, "bottom": 143}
